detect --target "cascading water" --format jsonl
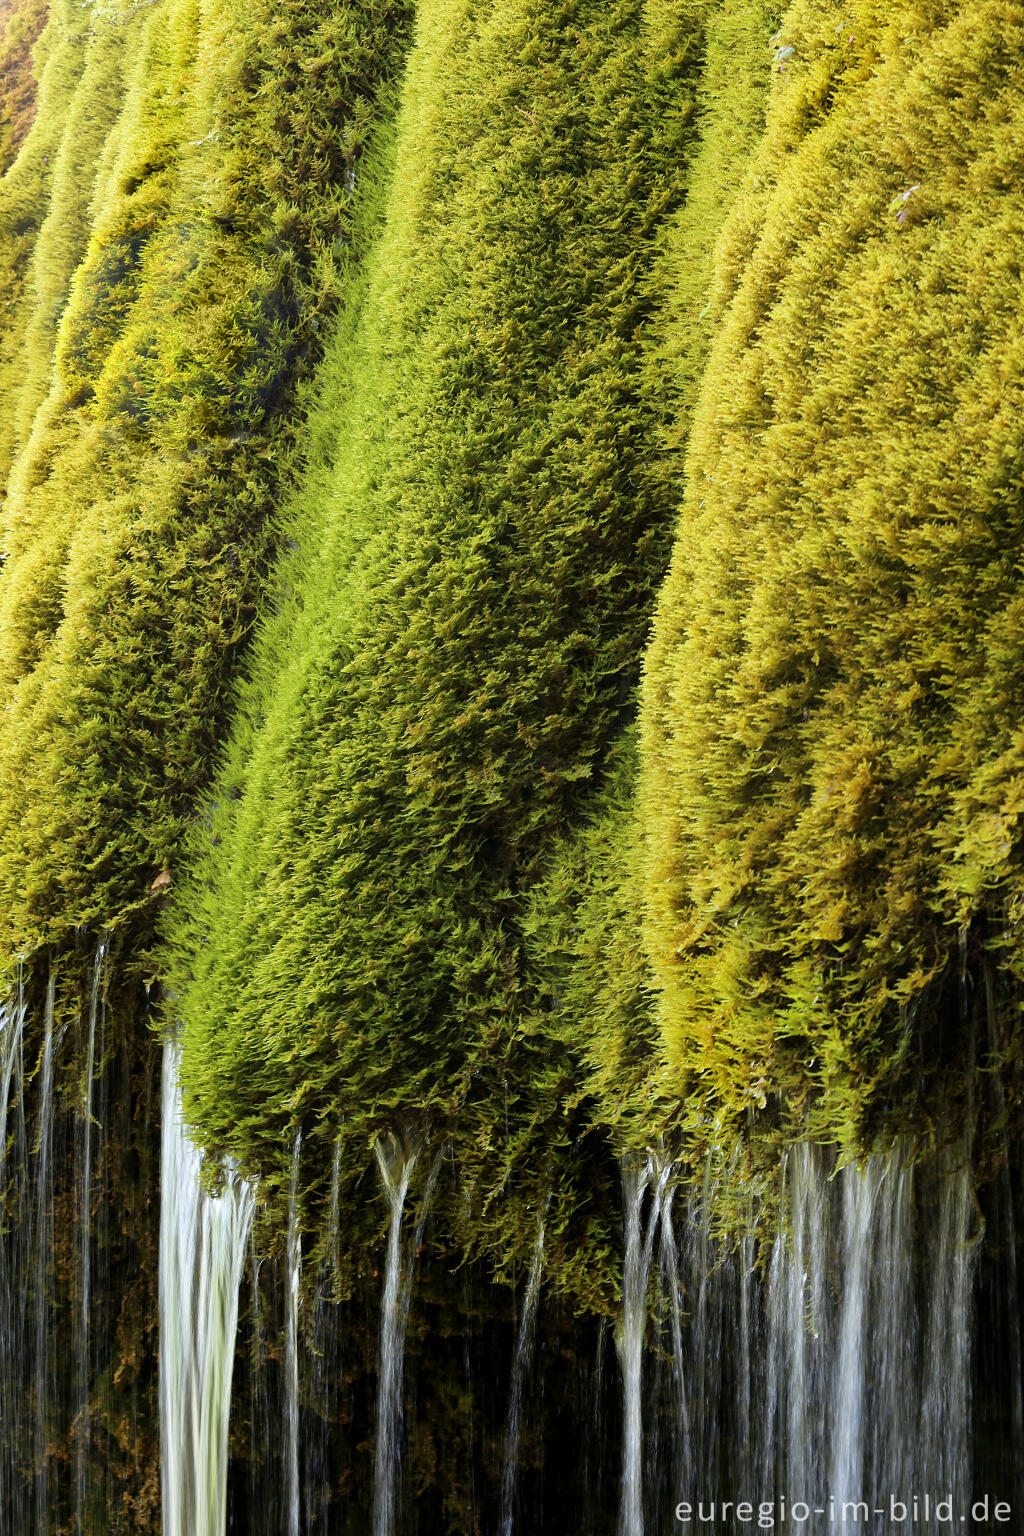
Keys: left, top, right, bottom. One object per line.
{"left": 658, "top": 1184, "right": 689, "bottom": 1500}
{"left": 371, "top": 1133, "right": 444, "bottom": 1536}
{"left": 498, "top": 1205, "right": 546, "bottom": 1536}
{"left": 770, "top": 1143, "right": 830, "bottom": 1508}
{"left": 0, "top": 946, "right": 153, "bottom": 1533}
{"left": 372, "top": 1131, "right": 421, "bottom": 1536}
{"left": 76, "top": 940, "right": 106, "bottom": 1531}
{"left": 285, "top": 1130, "right": 302, "bottom": 1536}
{"left": 0, "top": 981, "right": 999, "bottom": 1536}
{"left": 650, "top": 1142, "right": 982, "bottom": 1532}
{"left": 159, "top": 1042, "right": 254, "bottom": 1536}
{"left": 920, "top": 1155, "right": 977, "bottom": 1511}
{"left": 0, "top": 982, "right": 28, "bottom": 1528}
{"left": 830, "top": 1159, "right": 882, "bottom": 1527}
{"left": 143, "top": 1116, "right": 1007, "bottom": 1536}
{"left": 32, "top": 970, "right": 58, "bottom": 1536}
{"left": 617, "top": 1154, "right": 670, "bottom": 1536}
{"left": 306, "top": 1139, "right": 343, "bottom": 1536}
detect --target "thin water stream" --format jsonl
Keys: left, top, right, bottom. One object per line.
{"left": 159, "top": 1042, "right": 254, "bottom": 1536}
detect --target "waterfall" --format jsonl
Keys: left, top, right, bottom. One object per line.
{"left": 285, "top": 1130, "right": 302, "bottom": 1536}
{"left": 646, "top": 1140, "right": 984, "bottom": 1530}
{"left": 0, "top": 984, "right": 27, "bottom": 1526}
{"left": 659, "top": 1186, "right": 689, "bottom": 1499}
{"left": 771, "top": 1144, "right": 830, "bottom": 1506}
{"left": 372, "top": 1131, "right": 420, "bottom": 1536}
{"left": 919, "top": 1160, "right": 977, "bottom": 1511}
{"left": 830, "top": 1160, "right": 880, "bottom": 1525}
{"left": 617, "top": 1153, "right": 669, "bottom": 1536}
{"left": 760, "top": 1144, "right": 974, "bottom": 1529}
{"left": 159, "top": 1042, "right": 254, "bottom": 1536}
{"left": 32, "top": 970, "right": 58, "bottom": 1536}
{"left": 77, "top": 939, "right": 107, "bottom": 1529}
{"left": 307, "top": 1138, "right": 343, "bottom": 1536}
{"left": 372, "top": 1133, "right": 443, "bottom": 1536}
{"left": 498, "top": 1204, "right": 546, "bottom": 1536}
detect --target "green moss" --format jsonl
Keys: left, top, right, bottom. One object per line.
{"left": 0, "top": 0, "right": 411, "bottom": 965}
{"left": 641, "top": 0, "right": 1024, "bottom": 1159}
{"left": 167, "top": 0, "right": 715, "bottom": 1294}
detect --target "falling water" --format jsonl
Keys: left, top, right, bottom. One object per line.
{"left": 919, "top": 1158, "right": 977, "bottom": 1512}
{"left": 33, "top": 971, "right": 58, "bottom": 1536}
{"left": 77, "top": 939, "right": 107, "bottom": 1528}
{"left": 770, "top": 1144, "right": 829, "bottom": 1507}
{"left": 830, "top": 1161, "right": 880, "bottom": 1526}
{"left": 0, "top": 984, "right": 27, "bottom": 1525}
{"left": 649, "top": 1141, "right": 980, "bottom": 1532}
{"left": 498, "top": 1205, "right": 546, "bottom": 1536}
{"left": 307, "top": 1138, "right": 343, "bottom": 1536}
{"left": 658, "top": 1185, "right": 689, "bottom": 1498}
{"left": 372, "top": 1131, "right": 421, "bottom": 1536}
{"left": 617, "top": 1153, "right": 669, "bottom": 1536}
{"left": 159, "top": 1042, "right": 254, "bottom": 1536}
{"left": 372, "top": 1134, "right": 444, "bottom": 1536}
{"left": 285, "top": 1130, "right": 302, "bottom": 1536}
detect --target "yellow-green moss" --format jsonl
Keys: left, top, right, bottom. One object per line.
{"left": 0, "top": 0, "right": 410, "bottom": 965}
{"left": 641, "top": 0, "right": 1024, "bottom": 1155}
{"left": 167, "top": 0, "right": 714, "bottom": 1293}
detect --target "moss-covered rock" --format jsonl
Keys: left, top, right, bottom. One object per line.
{"left": 167, "top": 0, "right": 722, "bottom": 1290}
{"left": 641, "top": 0, "right": 1024, "bottom": 1159}
{"left": 0, "top": 0, "right": 410, "bottom": 964}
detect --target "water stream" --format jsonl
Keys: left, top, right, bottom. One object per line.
{"left": 159, "top": 1042, "right": 254, "bottom": 1536}
{"left": 0, "top": 986, "right": 1009, "bottom": 1536}
{"left": 617, "top": 1154, "right": 670, "bottom": 1536}
{"left": 76, "top": 940, "right": 107, "bottom": 1532}
{"left": 285, "top": 1130, "right": 302, "bottom": 1536}
{"left": 32, "top": 970, "right": 57, "bottom": 1536}
{"left": 372, "top": 1131, "right": 421, "bottom": 1536}
{"left": 498, "top": 1205, "right": 546, "bottom": 1536}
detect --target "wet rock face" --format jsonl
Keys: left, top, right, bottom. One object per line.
{"left": 0, "top": 949, "right": 161, "bottom": 1534}
{"left": 2, "top": 951, "right": 1024, "bottom": 1536}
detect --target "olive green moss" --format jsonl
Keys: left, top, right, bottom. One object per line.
{"left": 641, "top": 0, "right": 1024, "bottom": 1163}
{"left": 520, "top": 0, "right": 778, "bottom": 1166}
{"left": 166, "top": 0, "right": 727, "bottom": 1298}
{"left": 0, "top": 0, "right": 410, "bottom": 966}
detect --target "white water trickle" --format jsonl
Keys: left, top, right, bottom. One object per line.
{"left": 0, "top": 984, "right": 28, "bottom": 1526}
{"left": 308, "top": 1138, "right": 343, "bottom": 1536}
{"left": 372, "top": 1134, "right": 443, "bottom": 1536}
{"left": 159, "top": 1042, "right": 254, "bottom": 1536}
{"left": 498, "top": 1203, "right": 546, "bottom": 1536}
{"left": 0, "top": 986, "right": 25, "bottom": 1174}
{"left": 659, "top": 1183, "right": 691, "bottom": 1507}
{"left": 33, "top": 971, "right": 59, "bottom": 1536}
{"left": 831, "top": 1161, "right": 880, "bottom": 1526}
{"left": 285, "top": 1129, "right": 302, "bottom": 1536}
{"left": 372, "top": 1131, "right": 420, "bottom": 1536}
{"left": 77, "top": 939, "right": 107, "bottom": 1527}
{"left": 617, "top": 1153, "right": 669, "bottom": 1536}
{"left": 919, "top": 1159, "right": 976, "bottom": 1512}
{"left": 774, "top": 1144, "right": 829, "bottom": 1506}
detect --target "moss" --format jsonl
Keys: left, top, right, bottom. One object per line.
{"left": 641, "top": 0, "right": 1024, "bottom": 1160}
{"left": 0, "top": 0, "right": 47, "bottom": 175}
{"left": 0, "top": 0, "right": 411, "bottom": 966}
{"left": 167, "top": 0, "right": 715, "bottom": 1294}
